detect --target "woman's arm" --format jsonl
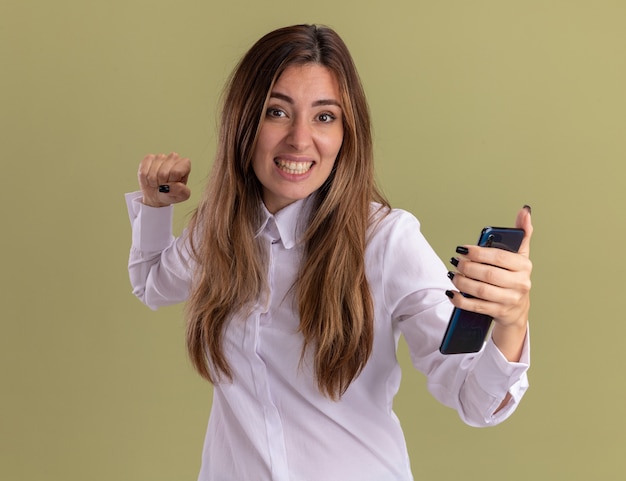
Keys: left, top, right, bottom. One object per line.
{"left": 126, "top": 153, "right": 194, "bottom": 309}
{"left": 377, "top": 208, "right": 531, "bottom": 426}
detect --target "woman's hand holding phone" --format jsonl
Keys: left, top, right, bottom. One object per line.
{"left": 444, "top": 206, "right": 533, "bottom": 362}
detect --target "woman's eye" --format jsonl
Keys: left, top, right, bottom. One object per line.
{"left": 267, "top": 108, "right": 286, "bottom": 118}
{"left": 317, "top": 112, "right": 336, "bottom": 122}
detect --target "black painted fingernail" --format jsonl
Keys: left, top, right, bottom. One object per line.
{"left": 523, "top": 204, "right": 532, "bottom": 214}
{"left": 450, "top": 257, "right": 459, "bottom": 267}
{"left": 456, "top": 246, "right": 469, "bottom": 255}
{"left": 158, "top": 185, "right": 170, "bottom": 193}
{"left": 447, "top": 271, "right": 455, "bottom": 281}
{"left": 445, "top": 290, "right": 455, "bottom": 299}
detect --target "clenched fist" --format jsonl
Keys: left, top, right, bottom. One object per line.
{"left": 137, "top": 152, "right": 191, "bottom": 207}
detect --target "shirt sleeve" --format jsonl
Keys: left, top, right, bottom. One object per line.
{"left": 377, "top": 209, "right": 530, "bottom": 427}
{"left": 125, "top": 191, "right": 193, "bottom": 310}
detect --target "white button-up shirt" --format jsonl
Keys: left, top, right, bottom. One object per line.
{"left": 125, "top": 192, "right": 529, "bottom": 481}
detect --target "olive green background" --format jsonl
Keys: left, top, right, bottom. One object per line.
{"left": 2, "top": 0, "right": 624, "bottom": 479}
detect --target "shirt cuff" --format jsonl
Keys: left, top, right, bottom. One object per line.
{"left": 125, "top": 191, "right": 174, "bottom": 252}
{"left": 473, "top": 325, "right": 530, "bottom": 398}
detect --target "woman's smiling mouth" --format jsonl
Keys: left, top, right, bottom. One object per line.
{"left": 275, "top": 158, "right": 315, "bottom": 175}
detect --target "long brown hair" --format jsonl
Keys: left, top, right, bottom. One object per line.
{"left": 186, "top": 24, "right": 389, "bottom": 399}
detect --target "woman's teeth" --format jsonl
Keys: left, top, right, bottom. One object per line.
{"left": 276, "top": 159, "right": 313, "bottom": 175}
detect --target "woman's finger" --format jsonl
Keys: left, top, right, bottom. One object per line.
{"left": 516, "top": 205, "right": 533, "bottom": 258}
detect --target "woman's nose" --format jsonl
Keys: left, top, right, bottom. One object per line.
{"left": 286, "top": 118, "right": 312, "bottom": 151}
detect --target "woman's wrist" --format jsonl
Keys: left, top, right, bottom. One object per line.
{"left": 491, "top": 321, "right": 528, "bottom": 362}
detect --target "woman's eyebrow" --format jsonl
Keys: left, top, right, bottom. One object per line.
{"left": 269, "top": 91, "right": 341, "bottom": 108}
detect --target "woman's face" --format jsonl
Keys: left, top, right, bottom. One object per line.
{"left": 252, "top": 63, "right": 344, "bottom": 214}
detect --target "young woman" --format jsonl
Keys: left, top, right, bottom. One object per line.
{"left": 126, "top": 24, "right": 532, "bottom": 481}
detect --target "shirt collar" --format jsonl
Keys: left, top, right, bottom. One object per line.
{"left": 255, "top": 197, "right": 314, "bottom": 249}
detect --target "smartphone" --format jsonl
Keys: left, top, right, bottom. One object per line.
{"left": 439, "top": 227, "right": 525, "bottom": 355}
